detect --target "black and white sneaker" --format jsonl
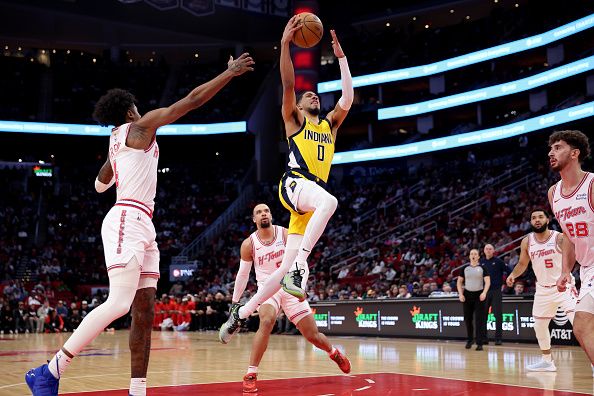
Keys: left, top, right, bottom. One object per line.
{"left": 218, "top": 303, "right": 245, "bottom": 344}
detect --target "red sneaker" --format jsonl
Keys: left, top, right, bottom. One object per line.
{"left": 242, "top": 373, "right": 258, "bottom": 393}
{"left": 329, "top": 349, "right": 351, "bottom": 374}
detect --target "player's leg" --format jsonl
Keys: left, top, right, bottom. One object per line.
{"left": 25, "top": 257, "right": 141, "bottom": 394}
{"left": 526, "top": 290, "right": 557, "bottom": 371}
{"left": 574, "top": 294, "right": 594, "bottom": 365}
{"left": 236, "top": 236, "right": 301, "bottom": 319}
{"left": 278, "top": 290, "right": 350, "bottom": 373}
{"left": 243, "top": 303, "right": 278, "bottom": 393}
{"left": 129, "top": 278, "right": 157, "bottom": 396}
{"left": 296, "top": 313, "right": 351, "bottom": 373}
{"left": 292, "top": 180, "right": 337, "bottom": 267}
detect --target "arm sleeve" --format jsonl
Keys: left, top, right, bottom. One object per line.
{"left": 337, "top": 57, "right": 353, "bottom": 110}
{"left": 232, "top": 259, "right": 253, "bottom": 303}
{"left": 95, "top": 177, "right": 115, "bottom": 193}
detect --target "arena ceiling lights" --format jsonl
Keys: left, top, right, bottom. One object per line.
{"left": 0, "top": 121, "right": 247, "bottom": 136}
{"left": 317, "top": 13, "right": 594, "bottom": 93}
{"left": 332, "top": 100, "right": 594, "bottom": 165}
{"left": 378, "top": 56, "right": 594, "bottom": 120}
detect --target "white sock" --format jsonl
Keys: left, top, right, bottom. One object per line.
{"left": 295, "top": 247, "right": 311, "bottom": 263}
{"left": 247, "top": 366, "right": 258, "bottom": 374}
{"left": 328, "top": 346, "right": 337, "bottom": 356}
{"left": 542, "top": 354, "right": 552, "bottom": 363}
{"left": 130, "top": 378, "right": 147, "bottom": 396}
{"left": 48, "top": 350, "right": 72, "bottom": 379}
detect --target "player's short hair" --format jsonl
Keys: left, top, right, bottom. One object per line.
{"left": 296, "top": 90, "right": 321, "bottom": 107}
{"left": 548, "top": 130, "right": 591, "bottom": 162}
{"left": 530, "top": 208, "right": 549, "bottom": 218}
{"left": 93, "top": 88, "right": 137, "bottom": 127}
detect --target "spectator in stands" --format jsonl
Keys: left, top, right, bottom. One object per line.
{"left": 68, "top": 306, "right": 82, "bottom": 331}
{"left": 80, "top": 300, "right": 91, "bottom": 318}
{"left": 56, "top": 301, "right": 68, "bottom": 321}
{"left": 1, "top": 302, "right": 14, "bottom": 333}
{"left": 45, "top": 309, "right": 64, "bottom": 333}
{"left": 513, "top": 282, "right": 525, "bottom": 296}
{"left": 337, "top": 266, "right": 350, "bottom": 279}
{"left": 481, "top": 243, "right": 506, "bottom": 345}
{"left": 14, "top": 301, "right": 35, "bottom": 333}
{"left": 36, "top": 300, "right": 50, "bottom": 333}
{"left": 396, "top": 285, "right": 411, "bottom": 299}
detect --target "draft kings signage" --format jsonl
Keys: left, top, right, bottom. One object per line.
{"left": 410, "top": 306, "right": 439, "bottom": 330}
{"left": 354, "top": 307, "right": 378, "bottom": 328}
{"left": 309, "top": 299, "right": 577, "bottom": 344}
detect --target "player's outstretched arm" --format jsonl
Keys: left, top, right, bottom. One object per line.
{"left": 232, "top": 238, "right": 255, "bottom": 303}
{"left": 280, "top": 15, "right": 304, "bottom": 131}
{"left": 506, "top": 237, "right": 530, "bottom": 287}
{"left": 128, "top": 53, "right": 255, "bottom": 149}
{"left": 326, "top": 30, "right": 353, "bottom": 137}
{"left": 95, "top": 158, "right": 114, "bottom": 193}
{"left": 557, "top": 231, "right": 576, "bottom": 292}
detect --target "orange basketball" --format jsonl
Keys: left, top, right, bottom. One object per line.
{"left": 292, "top": 12, "right": 323, "bottom": 48}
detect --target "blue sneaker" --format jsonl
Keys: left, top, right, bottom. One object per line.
{"left": 25, "top": 363, "right": 59, "bottom": 396}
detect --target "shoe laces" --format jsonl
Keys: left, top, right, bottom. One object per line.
{"left": 228, "top": 304, "right": 245, "bottom": 332}
{"left": 290, "top": 263, "right": 305, "bottom": 286}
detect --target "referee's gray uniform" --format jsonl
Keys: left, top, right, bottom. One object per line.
{"left": 460, "top": 263, "right": 490, "bottom": 347}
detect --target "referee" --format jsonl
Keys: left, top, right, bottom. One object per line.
{"left": 481, "top": 243, "right": 507, "bottom": 345}
{"left": 457, "top": 249, "right": 491, "bottom": 351}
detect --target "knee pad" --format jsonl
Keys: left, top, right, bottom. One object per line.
{"left": 534, "top": 318, "right": 551, "bottom": 350}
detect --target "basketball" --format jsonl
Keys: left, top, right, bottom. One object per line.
{"left": 292, "top": 12, "right": 323, "bottom": 48}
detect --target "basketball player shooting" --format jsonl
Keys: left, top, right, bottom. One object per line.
{"left": 506, "top": 209, "right": 577, "bottom": 371}
{"left": 233, "top": 203, "right": 350, "bottom": 393}
{"left": 219, "top": 16, "right": 353, "bottom": 344}
{"left": 25, "top": 53, "right": 254, "bottom": 396}
{"left": 548, "top": 130, "right": 594, "bottom": 376}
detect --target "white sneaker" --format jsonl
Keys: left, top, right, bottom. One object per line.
{"left": 527, "top": 360, "right": 557, "bottom": 372}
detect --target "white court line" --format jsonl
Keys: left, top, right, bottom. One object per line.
{"left": 361, "top": 371, "right": 593, "bottom": 395}
{"left": 365, "top": 378, "right": 375, "bottom": 384}
{"left": 0, "top": 369, "right": 342, "bottom": 391}
{"left": 354, "top": 385, "right": 371, "bottom": 391}
{"left": 62, "top": 370, "right": 348, "bottom": 394}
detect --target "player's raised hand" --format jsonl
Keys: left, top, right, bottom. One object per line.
{"left": 556, "top": 271, "right": 571, "bottom": 292}
{"left": 282, "top": 15, "right": 302, "bottom": 44}
{"left": 330, "top": 30, "right": 345, "bottom": 58}
{"left": 227, "top": 53, "right": 255, "bottom": 76}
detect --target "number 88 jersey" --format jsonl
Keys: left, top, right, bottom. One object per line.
{"left": 551, "top": 172, "right": 594, "bottom": 268}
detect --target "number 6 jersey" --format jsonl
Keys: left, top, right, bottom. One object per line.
{"left": 551, "top": 172, "right": 594, "bottom": 268}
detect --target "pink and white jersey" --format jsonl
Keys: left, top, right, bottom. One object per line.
{"left": 108, "top": 123, "right": 159, "bottom": 213}
{"left": 528, "top": 231, "right": 563, "bottom": 286}
{"left": 551, "top": 172, "right": 594, "bottom": 268}
{"left": 250, "top": 225, "right": 286, "bottom": 286}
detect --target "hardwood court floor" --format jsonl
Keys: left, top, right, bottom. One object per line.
{"left": 1, "top": 330, "right": 593, "bottom": 395}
